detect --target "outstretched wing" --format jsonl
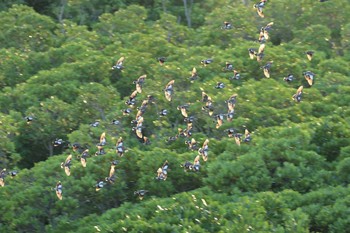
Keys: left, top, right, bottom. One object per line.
{"left": 117, "top": 56, "right": 124, "bottom": 65}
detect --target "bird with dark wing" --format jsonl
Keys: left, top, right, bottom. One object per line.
{"left": 189, "top": 67, "right": 199, "bottom": 82}
{"left": 116, "top": 137, "right": 126, "bottom": 157}
{"left": 0, "top": 168, "right": 7, "bottom": 187}
{"left": 177, "top": 104, "right": 189, "bottom": 118}
{"left": 258, "top": 43, "right": 266, "bottom": 56}
{"left": 133, "top": 74, "right": 147, "bottom": 93}
{"left": 132, "top": 116, "right": 144, "bottom": 139}
{"left": 54, "top": 181, "right": 63, "bottom": 200}
{"left": 234, "top": 133, "right": 243, "bottom": 146}
{"left": 164, "top": 80, "right": 175, "bottom": 101}
{"left": 221, "top": 21, "right": 233, "bottom": 30}
{"left": 182, "top": 155, "right": 200, "bottom": 172}
{"left": 244, "top": 129, "right": 252, "bottom": 143}
{"left": 248, "top": 48, "right": 257, "bottom": 59}
{"left": 142, "top": 136, "right": 151, "bottom": 145}
{"left": 260, "top": 22, "right": 274, "bottom": 41}
{"left": 95, "top": 180, "right": 105, "bottom": 192}
{"left": 193, "top": 155, "right": 201, "bottom": 172}
{"left": 53, "top": 138, "right": 64, "bottom": 147}
{"left": 95, "top": 143, "right": 106, "bottom": 156}
{"left": 226, "top": 94, "right": 238, "bottom": 112}
{"left": 156, "top": 160, "right": 169, "bottom": 181}
{"left": 198, "top": 139, "right": 209, "bottom": 161}
{"left": 134, "top": 190, "right": 149, "bottom": 200}
{"left": 215, "top": 114, "right": 225, "bottom": 129}
{"left": 222, "top": 62, "right": 234, "bottom": 72}
{"left": 157, "top": 57, "right": 166, "bottom": 65}
{"left": 159, "top": 109, "right": 168, "bottom": 117}
{"left": 99, "top": 132, "right": 106, "bottom": 146}
{"left": 72, "top": 143, "right": 81, "bottom": 152}
{"left": 106, "top": 160, "right": 118, "bottom": 184}
{"left": 262, "top": 61, "right": 273, "bottom": 78}
{"left": 227, "top": 109, "right": 235, "bottom": 122}
{"left": 90, "top": 120, "right": 100, "bottom": 127}
{"left": 25, "top": 116, "right": 34, "bottom": 124}
{"left": 201, "top": 91, "right": 214, "bottom": 116}
{"left": 256, "top": 51, "right": 265, "bottom": 62}
{"left": 184, "top": 115, "right": 195, "bottom": 124}
{"left": 225, "top": 128, "right": 236, "bottom": 138}
{"left": 303, "top": 71, "right": 315, "bottom": 86}
{"left": 61, "top": 154, "right": 72, "bottom": 176}
{"left": 292, "top": 86, "right": 303, "bottom": 102}
{"left": 112, "top": 119, "right": 120, "bottom": 125}
{"left": 125, "top": 90, "right": 138, "bottom": 106}
{"left": 306, "top": 51, "right": 314, "bottom": 61}
{"left": 122, "top": 108, "right": 132, "bottom": 116}
{"left": 112, "top": 56, "right": 125, "bottom": 70}
{"left": 230, "top": 70, "right": 241, "bottom": 80}
{"left": 166, "top": 135, "right": 178, "bottom": 143}
{"left": 77, "top": 149, "right": 89, "bottom": 167}
{"left": 283, "top": 74, "right": 294, "bottom": 83}
{"left": 185, "top": 138, "right": 198, "bottom": 151}
{"left": 215, "top": 82, "right": 225, "bottom": 89}
{"left": 253, "top": 0, "right": 267, "bottom": 18}
{"left": 201, "top": 58, "right": 213, "bottom": 66}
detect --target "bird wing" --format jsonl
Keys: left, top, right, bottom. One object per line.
{"left": 180, "top": 107, "right": 188, "bottom": 118}
{"left": 234, "top": 135, "right": 241, "bottom": 146}
{"left": 100, "top": 132, "right": 106, "bottom": 144}
{"left": 263, "top": 68, "right": 270, "bottom": 78}
{"left": 0, "top": 178, "right": 4, "bottom": 187}
{"left": 117, "top": 56, "right": 124, "bottom": 65}
{"left": 258, "top": 43, "right": 265, "bottom": 54}
{"left": 202, "top": 139, "right": 209, "bottom": 148}
{"left": 194, "top": 155, "right": 200, "bottom": 164}
{"left": 129, "top": 89, "right": 138, "bottom": 99}
{"left": 109, "top": 165, "right": 116, "bottom": 178}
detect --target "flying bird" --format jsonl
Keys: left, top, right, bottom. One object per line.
{"left": 157, "top": 57, "right": 166, "bottom": 65}
{"left": 54, "top": 181, "right": 63, "bottom": 200}
{"left": 95, "top": 180, "right": 105, "bottom": 192}
{"left": 303, "top": 71, "right": 315, "bottom": 86}
{"left": 164, "top": 80, "right": 175, "bottom": 101}
{"left": 283, "top": 74, "right": 294, "bottom": 83}
{"left": 215, "top": 114, "right": 225, "bottom": 129}
{"left": 125, "top": 90, "right": 138, "bottom": 106}
{"left": 306, "top": 51, "right": 314, "bottom": 61}
{"left": 215, "top": 82, "right": 225, "bottom": 89}
{"left": 25, "top": 116, "right": 34, "bottom": 124}
{"left": 116, "top": 137, "right": 126, "bottom": 157}
{"left": 201, "top": 59, "right": 213, "bottom": 66}
{"left": 61, "top": 154, "right": 72, "bottom": 176}
{"left": 134, "top": 190, "right": 149, "bottom": 200}
{"left": 159, "top": 109, "right": 168, "bottom": 117}
{"left": 156, "top": 160, "right": 169, "bottom": 181}
{"left": 260, "top": 22, "right": 274, "bottom": 41}
{"left": 185, "top": 138, "right": 198, "bottom": 150}
{"left": 90, "top": 120, "right": 100, "bottom": 127}
{"left": 222, "top": 62, "right": 234, "bottom": 72}
{"left": 248, "top": 48, "right": 257, "bottom": 59}
{"left": 112, "top": 56, "right": 125, "bottom": 70}
{"left": 189, "top": 67, "right": 199, "bottom": 82}
{"left": 0, "top": 169, "right": 7, "bottom": 187}
{"left": 230, "top": 70, "right": 241, "bottom": 80}
{"left": 78, "top": 149, "right": 89, "bottom": 167}
{"left": 198, "top": 139, "right": 209, "bottom": 161}
{"left": 182, "top": 155, "right": 200, "bottom": 172}
{"left": 133, "top": 74, "right": 147, "bottom": 93}
{"left": 244, "top": 129, "right": 252, "bottom": 143}
{"left": 53, "top": 138, "right": 65, "bottom": 147}
{"left": 292, "top": 86, "right": 303, "bottom": 102}
{"left": 254, "top": 0, "right": 267, "bottom": 18}
{"left": 106, "top": 160, "right": 118, "bottom": 184}
{"left": 221, "top": 21, "right": 233, "bottom": 30}
{"left": 177, "top": 104, "right": 189, "bottom": 118}
{"left": 262, "top": 61, "right": 273, "bottom": 78}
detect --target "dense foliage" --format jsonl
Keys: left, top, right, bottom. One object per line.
{"left": 0, "top": 0, "right": 349, "bottom": 232}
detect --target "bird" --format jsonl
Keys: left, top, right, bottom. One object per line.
{"left": 90, "top": 120, "right": 100, "bottom": 127}
{"left": 134, "top": 190, "right": 149, "bottom": 200}
{"left": 189, "top": 67, "right": 199, "bottom": 82}
{"left": 258, "top": 43, "right": 265, "bottom": 55}
{"left": 260, "top": 22, "right": 274, "bottom": 41}
{"left": 95, "top": 180, "right": 105, "bottom": 192}
{"left": 227, "top": 109, "right": 235, "bottom": 122}
{"left": 283, "top": 74, "right": 294, "bottom": 83}
{"left": 99, "top": 132, "right": 106, "bottom": 146}
{"left": 185, "top": 138, "right": 197, "bottom": 150}
{"left": 116, "top": 137, "right": 126, "bottom": 157}
{"left": 25, "top": 116, "right": 34, "bottom": 124}
{"left": 105, "top": 160, "right": 118, "bottom": 183}
{"left": 262, "top": 61, "right": 273, "bottom": 78}
{"left": 95, "top": 142, "right": 106, "bottom": 156}
{"left": 71, "top": 143, "right": 81, "bottom": 152}
{"left": 225, "top": 128, "right": 236, "bottom": 138}
{"left": 122, "top": 108, "right": 132, "bottom": 116}
{"left": 125, "top": 90, "right": 138, "bottom": 106}
{"left": 230, "top": 70, "right": 241, "bottom": 80}
{"left": 221, "top": 21, "right": 233, "bottom": 30}
{"left": 79, "top": 149, "right": 89, "bottom": 167}
{"left": 164, "top": 80, "right": 175, "bottom": 101}
{"left": 112, "top": 56, "right": 125, "bottom": 70}
{"left": 292, "top": 86, "right": 303, "bottom": 102}
{"left": 198, "top": 139, "right": 209, "bottom": 161}
{"left": 222, "top": 62, "right": 234, "bottom": 72}
{"left": 177, "top": 104, "right": 189, "bottom": 118}
{"left": 303, "top": 71, "right": 315, "bottom": 86}
{"left": 215, "top": 114, "right": 225, "bottom": 129}
{"left": 53, "top": 138, "right": 64, "bottom": 147}
{"left": 201, "top": 59, "right": 213, "bottom": 66}
{"left": 157, "top": 57, "right": 166, "bottom": 65}
{"left": 159, "top": 109, "right": 168, "bottom": 117}
{"left": 54, "top": 181, "right": 63, "bottom": 200}
{"left": 234, "top": 133, "right": 243, "bottom": 146}
{"left": 254, "top": 0, "right": 267, "bottom": 18}
{"left": 133, "top": 74, "right": 147, "bottom": 93}
{"left": 306, "top": 51, "right": 314, "bottom": 61}
{"left": 156, "top": 160, "right": 169, "bottom": 181}
{"left": 201, "top": 91, "right": 214, "bottom": 116}
{"left": 192, "top": 155, "right": 201, "bottom": 172}
{"left": 226, "top": 94, "right": 237, "bottom": 112}
{"left": 243, "top": 129, "right": 252, "bottom": 143}
{"left": 0, "top": 169, "right": 7, "bottom": 187}
{"left": 60, "top": 154, "right": 72, "bottom": 176}
{"left": 215, "top": 82, "right": 225, "bottom": 89}
{"left": 111, "top": 119, "right": 120, "bottom": 125}
{"left": 248, "top": 48, "right": 257, "bottom": 59}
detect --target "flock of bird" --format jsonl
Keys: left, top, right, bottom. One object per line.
{"left": 0, "top": 0, "right": 318, "bottom": 202}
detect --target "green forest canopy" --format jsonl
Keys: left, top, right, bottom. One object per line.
{"left": 0, "top": 0, "right": 350, "bottom": 232}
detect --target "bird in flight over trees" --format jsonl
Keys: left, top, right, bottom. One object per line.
{"left": 112, "top": 56, "right": 125, "bottom": 70}
{"left": 254, "top": 0, "right": 267, "bottom": 18}
{"left": 189, "top": 67, "right": 199, "bottom": 82}
{"left": 198, "top": 139, "right": 209, "bottom": 162}
{"left": 78, "top": 149, "right": 89, "bottom": 167}
{"left": 262, "top": 61, "right": 273, "bottom": 78}
{"left": 54, "top": 181, "right": 63, "bottom": 200}
{"left": 283, "top": 74, "right": 294, "bottom": 83}
{"left": 105, "top": 160, "right": 118, "bottom": 184}
{"left": 292, "top": 86, "right": 303, "bottom": 102}
{"left": 133, "top": 75, "right": 147, "bottom": 94}
{"left": 164, "top": 80, "right": 175, "bottom": 101}
{"left": 61, "top": 154, "right": 72, "bottom": 176}
{"left": 201, "top": 58, "right": 213, "bottom": 66}
{"left": 303, "top": 71, "right": 315, "bottom": 86}
{"left": 221, "top": 21, "right": 233, "bottom": 30}
{"left": 156, "top": 160, "right": 169, "bottom": 181}
{"left": 306, "top": 51, "right": 314, "bottom": 61}
{"left": 134, "top": 190, "right": 149, "bottom": 200}
{"left": 157, "top": 57, "right": 166, "bottom": 65}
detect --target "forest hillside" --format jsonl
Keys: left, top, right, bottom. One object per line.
{"left": 0, "top": 0, "right": 350, "bottom": 232}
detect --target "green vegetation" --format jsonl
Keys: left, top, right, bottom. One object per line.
{"left": 0, "top": 0, "right": 349, "bottom": 232}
